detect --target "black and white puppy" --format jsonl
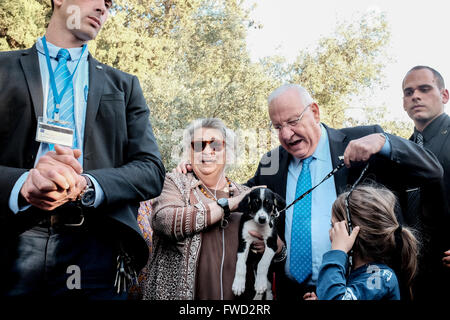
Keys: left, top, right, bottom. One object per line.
{"left": 232, "top": 187, "right": 286, "bottom": 299}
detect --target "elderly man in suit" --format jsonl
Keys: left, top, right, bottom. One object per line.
{"left": 0, "top": 0, "right": 165, "bottom": 298}
{"left": 177, "top": 84, "right": 444, "bottom": 300}
{"left": 245, "top": 84, "right": 444, "bottom": 300}
{"left": 402, "top": 66, "right": 450, "bottom": 299}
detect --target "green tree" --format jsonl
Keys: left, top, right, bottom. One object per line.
{"left": 346, "top": 103, "right": 413, "bottom": 138}
{"left": 0, "top": 0, "right": 50, "bottom": 50}
{"left": 1, "top": 1, "right": 395, "bottom": 183}
{"left": 287, "top": 11, "right": 391, "bottom": 128}
{"left": 106, "top": 0, "right": 278, "bottom": 180}
{"left": 0, "top": 0, "right": 278, "bottom": 182}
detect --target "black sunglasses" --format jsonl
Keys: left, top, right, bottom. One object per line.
{"left": 191, "top": 140, "right": 225, "bottom": 152}
{"left": 344, "top": 162, "right": 370, "bottom": 272}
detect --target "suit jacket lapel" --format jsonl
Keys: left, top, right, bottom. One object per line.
{"left": 324, "top": 124, "right": 349, "bottom": 195}
{"left": 19, "top": 44, "right": 43, "bottom": 119}
{"left": 429, "top": 114, "right": 450, "bottom": 160}
{"left": 272, "top": 146, "right": 290, "bottom": 241}
{"left": 83, "top": 54, "right": 105, "bottom": 164}
{"left": 409, "top": 114, "right": 450, "bottom": 160}
{"left": 277, "top": 146, "right": 290, "bottom": 199}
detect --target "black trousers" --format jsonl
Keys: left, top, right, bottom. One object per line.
{"left": 275, "top": 273, "right": 316, "bottom": 300}
{"left": 2, "top": 225, "right": 126, "bottom": 299}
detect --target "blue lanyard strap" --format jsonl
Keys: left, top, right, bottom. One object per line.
{"left": 42, "top": 36, "right": 87, "bottom": 117}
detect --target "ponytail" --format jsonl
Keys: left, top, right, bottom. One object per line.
{"left": 331, "top": 185, "right": 420, "bottom": 300}
{"left": 393, "top": 226, "right": 419, "bottom": 300}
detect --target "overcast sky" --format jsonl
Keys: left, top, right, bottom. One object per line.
{"left": 245, "top": 0, "right": 450, "bottom": 121}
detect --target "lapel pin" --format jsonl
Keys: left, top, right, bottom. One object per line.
{"left": 96, "top": 65, "right": 103, "bottom": 70}
{"left": 442, "top": 129, "right": 448, "bottom": 135}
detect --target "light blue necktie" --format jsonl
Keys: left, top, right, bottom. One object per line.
{"left": 46, "top": 48, "right": 77, "bottom": 150}
{"left": 290, "top": 156, "right": 313, "bottom": 283}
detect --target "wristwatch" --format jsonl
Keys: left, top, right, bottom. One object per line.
{"left": 79, "top": 174, "right": 95, "bottom": 207}
{"left": 217, "top": 198, "right": 231, "bottom": 218}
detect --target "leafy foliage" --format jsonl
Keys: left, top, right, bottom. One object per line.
{"left": 0, "top": 0, "right": 398, "bottom": 183}
{"left": 287, "top": 11, "right": 391, "bottom": 128}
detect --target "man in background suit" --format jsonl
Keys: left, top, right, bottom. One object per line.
{"left": 246, "top": 84, "right": 444, "bottom": 300}
{"left": 402, "top": 66, "right": 450, "bottom": 299}
{"left": 0, "top": 0, "right": 165, "bottom": 298}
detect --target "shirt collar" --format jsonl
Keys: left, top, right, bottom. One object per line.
{"left": 291, "top": 123, "right": 328, "bottom": 167}
{"left": 414, "top": 113, "right": 447, "bottom": 143}
{"left": 36, "top": 36, "right": 88, "bottom": 61}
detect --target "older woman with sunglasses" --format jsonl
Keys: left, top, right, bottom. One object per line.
{"left": 142, "top": 118, "right": 258, "bottom": 300}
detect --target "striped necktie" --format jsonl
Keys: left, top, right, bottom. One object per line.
{"left": 46, "top": 48, "right": 77, "bottom": 149}
{"left": 416, "top": 132, "right": 424, "bottom": 147}
{"left": 290, "top": 156, "right": 313, "bottom": 283}
{"left": 407, "top": 132, "right": 424, "bottom": 225}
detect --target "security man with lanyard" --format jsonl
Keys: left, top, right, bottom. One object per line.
{"left": 0, "top": 0, "right": 165, "bottom": 298}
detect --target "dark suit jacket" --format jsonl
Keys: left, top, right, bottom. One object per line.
{"left": 246, "top": 123, "right": 444, "bottom": 299}
{"left": 410, "top": 113, "right": 450, "bottom": 209}
{"left": 0, "top": 45, "right": 165, "bottom": 271}
{"left": 409, "top": 113, "right": 450, "bottom": 299}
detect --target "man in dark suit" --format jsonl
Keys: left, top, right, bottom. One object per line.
{"left": 0, "top": 0, "right": 165, "bottom": 298}
{"left": 246, "top": 84, "right": 444, "bottom": 300}
{"left": 402, "top": 66, "right": 450, "bottom": 299}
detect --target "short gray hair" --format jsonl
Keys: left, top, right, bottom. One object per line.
{"left": 268, "top": 84, "right": 314, "bottom": 107}
{"left": 182, "top": 118, "right": 237, "bottom": 170}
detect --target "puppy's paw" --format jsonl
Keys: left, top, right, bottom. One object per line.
{"left": 254, "top": 276, "right": 268, "bottom": 294}
{"left": 253, "top": 292, "right": 264, "bottom": 300}
{"left": 232, "top": 276, "right": 246, "bottom": 296}
{"left": 265, "top": 286, "right": 274, "bottom": 300}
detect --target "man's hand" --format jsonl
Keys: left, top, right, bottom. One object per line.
{"left": 20, "top": 169, "right": 86, "bottom": 211}
{"left": 343, "top": 133, "right": 386, "bottom": 168}
{"left": 35, "top": 145, "right": 83, "bottom": 190}
{"left": 329, "top": 221, "right": 360, "bottom": 253}
{"left": 19, "top": 145, "right": 86, "bottom": 211}
{"left": 443, "top": 250, "right": 450, "bottom": 268}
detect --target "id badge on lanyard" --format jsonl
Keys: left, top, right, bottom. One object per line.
{"left": 35, "top": 36, "right": 86, "bottom": 148}
{"left": 36, "top": 116, "right": 75, "bottom": 147}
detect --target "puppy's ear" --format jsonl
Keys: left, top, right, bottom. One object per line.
{"left": 273, "top": 192, "right": 286, "bottom": 215}
{"left": 237, "top": 193, "right": 251, "bottom": 212}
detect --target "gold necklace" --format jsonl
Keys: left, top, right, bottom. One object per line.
{"left": 199, "top": 176, "right": 233, "bottom": 200}
{"left": 199, "top": 177, "right": 233, "bottom": 229}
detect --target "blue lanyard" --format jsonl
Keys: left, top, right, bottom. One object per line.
{"left": 42, "top": 36, "right": 87, "bottom": 121}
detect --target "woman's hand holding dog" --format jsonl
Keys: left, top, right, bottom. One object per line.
{"left": 227, "top": 185, "right": 266, "bottom": 212}
{"left": 208, "top": 186, "right": 267, "bottom": 226}
{"left": 329, "top": 221, "right": 360, "bottom": 254}
{"left": 248, "top": 231, "right": 284, "bottom": 255}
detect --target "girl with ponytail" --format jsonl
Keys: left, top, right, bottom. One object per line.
{"left": 305, "top": 184, "right": 419, "bottom": 300}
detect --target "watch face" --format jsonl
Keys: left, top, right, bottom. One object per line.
{"left": 81, "top": 189, "right": 95, "bottom": 206}
{"left": 217, "top": 198, "right": 228, "bottom": 207}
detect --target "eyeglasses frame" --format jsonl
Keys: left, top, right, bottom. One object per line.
{"left": 190, "top": 139, "right": 225, "bottom": 153}
{"left": 269, "top": 103, "right": 313, "bottom": 132}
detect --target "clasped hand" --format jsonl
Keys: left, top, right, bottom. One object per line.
{"left": 20, "top": 145, "right": 87, "bottom": 211}
{"left": 343, "top": 133, "right": 386, "bottom": 168}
